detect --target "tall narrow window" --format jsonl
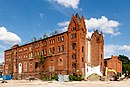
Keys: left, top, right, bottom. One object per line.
{"left": 52, "top": 47, "right": 55, "bottom": 54}
{"left": 24, "top": 62, "right": 27, "bottom": 72}
{"left": 35, "top": 62, "right": 39, "bottom": 69}
{"left": 82, "top": 57, "right": 84, "bottom": 62}
{"left": 61, "top": 36, "right": 64, "bottom": 41}
{"left": 61, "top": 45, "right": 64, "bottom": 52}
{"left": 42, "top": 50, "right": 44, "bottom": 55}
{"left": 72, "top": 43, "right": 76, "bottom": 50}
{"left": 82, "top": 47, "right": 84, "bottom": 53}
{"left": 72, "top": 62, "right": 76, "bottom": 68}
{"left": 72, "top": 54, "right": 76, "bottom": 59}
{"left": 50, "top": 48, "right": 52, "bottom": 54}
{"left": 58, "top": 46, "right": 60, "bottom": 52}
{"left": 58, "top": 37, "right": 60, "bottom": 42}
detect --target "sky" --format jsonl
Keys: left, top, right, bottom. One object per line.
{"left": 0, "top": 0, "right": 130, "bottom": 62}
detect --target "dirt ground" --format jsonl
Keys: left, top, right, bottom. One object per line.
{"left": 0, "top": 79, "right": 130, "bottom": 87}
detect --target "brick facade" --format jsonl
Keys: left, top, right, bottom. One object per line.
{"left": 4, "top": 13, "right": 104, "bottom": 79}
{"left": 90, "top": 30, "right": 104, "bottom": 72}
{"left": 104, "top": 56, "right": 122, "bottom": 73}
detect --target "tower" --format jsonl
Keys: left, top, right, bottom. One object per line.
{"left": 90, "top": 30, "right": 104, "bottom": 72}
{"left": 68, "top": 13, "right": 87, "bottom": 75}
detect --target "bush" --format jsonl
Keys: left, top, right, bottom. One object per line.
{"left": 69, "top": 74, "right": 83, "bottom": 81}
{"left": 51, "top": 75, "right": 58, "bottom": 81}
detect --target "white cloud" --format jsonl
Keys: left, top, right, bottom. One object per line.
{"left": 0, "top": 26, "right": 21, "bottom": 45}
{"left": 85, "top": 16, "right": 121, "bottom": 36}
{"left": 118, "top": 45, "right": 130, "bottom": 52}
{"left": 57, "top": 16, "right": 121, "bottom": 37}
{"left": 51, "top": 0, "right": 80, "bottom": 9}
{"left": 58, "top": 21, "right": 69, "bottom": 27}
{"left": 57, "top": 21, "right": 69, "bottom": 32}
{"left": 105, "top": 44, "right": 130, "bottom": 58}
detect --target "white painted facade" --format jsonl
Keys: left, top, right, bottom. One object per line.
{"left": 85, "top": 63, "right": 102, "bottom": 78}
{"left": 18, "top": 63, "right": 22, "bottom": 74}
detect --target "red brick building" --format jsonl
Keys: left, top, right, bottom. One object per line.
{"left": 104, "top": 56, "right": 122, "bottom": 73}
{"left": 4, "top": 13, "right": 104, "bottom": 79}
{"left": 90, "top": 30, "right": 104, "bottom": 72}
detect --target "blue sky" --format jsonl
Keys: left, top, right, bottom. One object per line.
{"left": 0, "top": 0, "right": 130, "bottom": 62}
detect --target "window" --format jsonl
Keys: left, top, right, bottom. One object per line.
{"left": 59, "top": 59, "right": 62, "bottom": 62}
{"left": 72, "top": 43, "right": 76, "bottom": 50}
{"left": 42, "top": 50, "right": 44, "bottom": 55}
{"left": 42, "top": 41, "right": 47, "bottom": 47}
{"left": 82, "top": 57, "right": 84, "bottom": 62}
{"left": 42, "top": 49, "right": 47, "bottom": 55}
{"left": 72, "top": 27, "right": 76, "bottom": 31}
{"left": 30, "top": 52, "right": 32, "bottom": 58}
{"left": 35, "top": 43, "right": 39, "bottom": 48}
{"left": 52, "top": 39, "right": 55, "bottom": 44}
{"left": 24, "top": 48, "right": 27, "bottom": 51}
{"left": 24, "top": 62, "right": 27, "bottom": 72}
{"left": 58, "top": 36, "right": 64, "bottom": 42}
{"left": 72, "top": 54, "right": 76, "bottom": 59}
{"left": 61, "top": 36, "right": 64, "bottom": 41}
{"left": 44, "top": 49, "right": 47, "bottom": 55}
{"left": 71, "top": 33, "right": 76, "bottom": 38}
{"left": 72, "top": 62, "right": 76, "bottom": 68}
{"left": 19, "top": 49, "right": 22, "bottom": 52}
{"left": 24, "top": 54, "right": 27, "bottom": 58}
{"left": 24, "top": 54, "right": 25, "bottom": 58}
{"left": 50, "top": 47, "right": 55, "bottom": 54}
{"left": 35, "top": 62, "right": 39, "bottom": 69}
{"left": 29, "top": 46, "right": 32, "bottom": 51}
{"left": 61, "top": 45, "right": 64, "bottom": 52}
{"left": 58, "top": 46, "right": 60, "bottom": 52}
{"left": 82, "top": 47, "right": 84, "bottom": 53}
{"left": 52, "top": 47, "right": 55, "bottom": 54}
{"left": 29, "top": 62, "right": 33, "bottom": 71}
{"left": 58, "top": 37, "right": 60, "bottom": 42}
{"left": 50, "top": 48, "right": 52, "bottom": 54}
{"left": 49, "top": 39, "right": 55, "bottom": 44}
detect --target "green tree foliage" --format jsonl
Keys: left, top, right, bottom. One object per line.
{"left": 118, "top": 55, "right": 130, "bottom": 73}
{"left": 118, "top": 55, "right": 129, "bottom": 63}
{"left": 50, "top": 30, "right": 59, "bottom": 36}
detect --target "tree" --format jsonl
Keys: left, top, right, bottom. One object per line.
{"left": 31, "top": 37, "right": 37, "bottom": 42}
{"left": 118, "top": 55, "right": 129, "bottom": 64}
{"left": 118, "top": 55, "right": 130, "bottom": 74}
{"left": 50, "top": 30, "right": 59, "bottom": 36}
{"left": 43, "top": 33, "right": 48, "bottom": 39}
{"left": 38, "top": 54, "right": 47, "bottom": 80}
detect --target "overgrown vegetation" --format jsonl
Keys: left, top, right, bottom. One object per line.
{"left": 51, "top": 75, "right": 58, "bottom": 81}
{"left": 69, "top": 74, "right": 83, "bottom": 81}
{"left": 118, "top": 55, "right": 130, "bottom": 77}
